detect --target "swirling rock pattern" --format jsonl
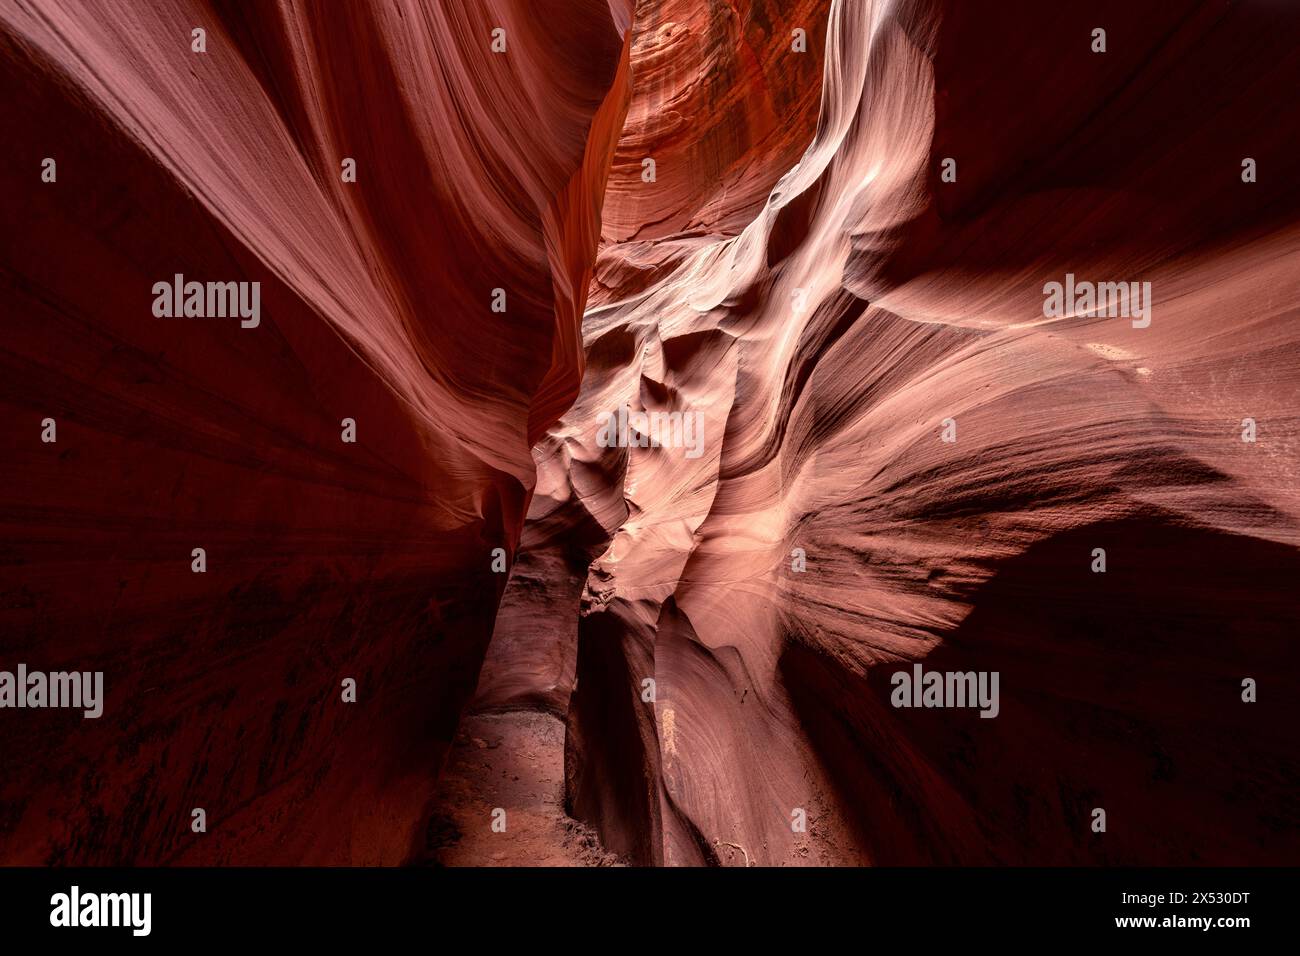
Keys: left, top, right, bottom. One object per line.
{"left": 497, "top": 0, "right": 1300, "bottom": 865}
{"left": 3, "top": 0, "right": 1298, "bottom": 868}
{"left": 0, "top": 0, "right": 628, "bottom": 863}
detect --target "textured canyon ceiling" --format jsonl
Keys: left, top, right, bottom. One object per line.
{"left": 2, "top": 0, "right": 1298, "bottom": 866}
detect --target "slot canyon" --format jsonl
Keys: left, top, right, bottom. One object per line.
{"left": 1, "top": 0, "right": 1298, "bottom": 868}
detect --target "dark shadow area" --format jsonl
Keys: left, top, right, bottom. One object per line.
{"left": 782, "top": 516, "right": 1300, "bottom": 864}
{"left": 564, "top": 607, "right": 661, "bottom": 866}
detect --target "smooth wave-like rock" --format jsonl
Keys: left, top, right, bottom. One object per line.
{"left": 511, "top": 0, "right": 1300, "bottom": 865}
{"left": 4, "top": 0, "right": 1298, "bottom": 869}
{"left": 0, "top": 0, "right": 628, "bottom": 864}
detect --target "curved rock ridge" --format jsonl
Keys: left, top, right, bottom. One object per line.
{"left": 485, "top": 0, "right": 1300, "bottom": 864}
{"left": 4, "top": 0, "right": 1298, "bottom": 870}
{"left": 0, "top": 0, "right": 629, "bottom": 863}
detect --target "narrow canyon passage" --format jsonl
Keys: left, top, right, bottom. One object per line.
{"left": 1, "top": 0, "right": 1297, "bottom": 873}
{"left": 431, "top": 0, "right": 1300, "bottom": 867}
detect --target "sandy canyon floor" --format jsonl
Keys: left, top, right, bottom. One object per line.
{"left": 425, "top": 712, "right": 623, "bottom": 867}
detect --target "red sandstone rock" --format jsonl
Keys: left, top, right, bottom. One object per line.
{"left": 3, "top": 0, "right": 1299, "bottom": 870}
{"left": 593, "top": 0, "right": 829, "bottom": 306}
{"left": 0, "top": 0, "right": 627, "bottom": 864}
{"left": 546, "top": 0, "right": 1300, "bottom": 865}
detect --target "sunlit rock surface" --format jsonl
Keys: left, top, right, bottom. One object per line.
{"left": 515, "top": 0, "right": 1300, "bottom": 865}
